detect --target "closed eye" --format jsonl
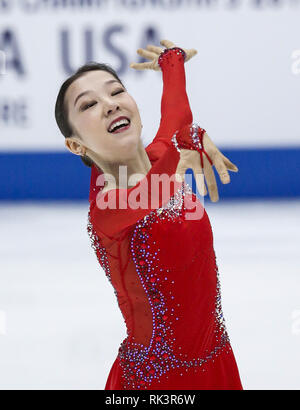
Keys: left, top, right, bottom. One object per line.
{"left": 112, "top": 89, "right": 125, "bottom": 96}
{"left": 81, "top": 101, "right": 96, "bottom": 111}
{"left": 81, "top": 89, "right": 125, "bottom": 111}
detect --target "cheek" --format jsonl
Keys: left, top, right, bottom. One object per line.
{"left": 79, "top": 113, "right": 106, "bottom": 143}
{"left": 83, "top": 110, "right": 104, "bottom": 131}
{"left": 127, "top": 96, "right": 140, "bottom": 120}
{"left": 133, "top": 105, "right": 141, "bottom": 123}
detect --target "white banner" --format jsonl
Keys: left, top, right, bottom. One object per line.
{"left": 0, "top": 0, "right": 300, "bottom": 151}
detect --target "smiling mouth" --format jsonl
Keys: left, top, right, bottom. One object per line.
{"left": 108, "top": 121, "right": 131, "bottom": 134}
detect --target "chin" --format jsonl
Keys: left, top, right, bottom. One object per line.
{"left": 118, "top": 134, "right": 139, "bottom": 154}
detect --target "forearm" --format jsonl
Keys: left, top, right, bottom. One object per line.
{"left": 157, "top": 47, "right": 193, "bottom": 138}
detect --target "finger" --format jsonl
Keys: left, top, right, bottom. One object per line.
{"left": 193, "top": 166, "right": 206, "bottom": 197}
{"left": 175, "top": 162, "right": 187, "bottom": 183}
{"left": 188, "top": 154, "right": 206, "bottom": 196}
{"left": 136, "top": 48, "right": 158, "bottom": 61}
{"left": 220, "top": 153, "right": 239, "bottom": 172}
{"left": 203, "top": 156, "right": 219, "bottom": 202}
{"left": 213, "top": 154, "right": 231, "bottom": 184}
{"left": 185, "top": 49, "right": 198, "bottom": 61}
{"left": 160, "top": 39, "right": 176, "bottom": 49}
{"left": 146, "top": 44, "right": 164, "bottom": 54}
{"left": 130, "top": 61, "right": 155, "bottom": 70}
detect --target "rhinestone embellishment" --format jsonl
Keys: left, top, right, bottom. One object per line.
{"left": 171, "top": 123, "right": 205, "bottom": 153}
{"left": 157, "top": 46, "right": 186, "bottom": 69}
{"left": 117, "top": 185, "right": 230, "bottom": 389}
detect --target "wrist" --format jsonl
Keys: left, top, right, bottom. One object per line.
{"left": 172, "top": 123, "right": 205, "bottom": 152}
{"left": 157, "top": 47, "right": 186, "bottom": 69}
{"left": 172, "top": 123, "right": 213, "bottom": 167}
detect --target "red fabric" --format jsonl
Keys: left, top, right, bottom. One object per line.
{"left": 175, "top": 124, "right": 214, "bottom": 167}
{"left": 88, "top": 48, "right": 243, "bottom": 390}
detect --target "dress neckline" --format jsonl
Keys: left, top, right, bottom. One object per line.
{"left": 97, "top": 153, "right": 154, "bottom": 199}
{"left": 89, "top": 141, "right": 180, "bottom": 206}
{"left": 90, "top": 144, "right": 162, "bottom": 201}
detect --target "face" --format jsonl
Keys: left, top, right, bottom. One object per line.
{"left": 65, "top": 70, "right": 142, "bottom": 164}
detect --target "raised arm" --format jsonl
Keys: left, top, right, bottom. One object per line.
{"left": 130, "top": 40, "right": 197, "bottom": 160}
{"left": 88, "top": 41, "right": 239, "bottom": 237}
{"left": 153, "top": 46, "right": 193, "bottom": 144}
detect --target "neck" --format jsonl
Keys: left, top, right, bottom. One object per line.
{"left": 93, "top": 139, "right": 152, "bottom": 191}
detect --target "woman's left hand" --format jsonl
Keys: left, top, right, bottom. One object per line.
{"left": 175, "top": 132, "right": 239, "bottom": 202}
{"left": 130, "top": 39, "right": 197, "bottom": 71}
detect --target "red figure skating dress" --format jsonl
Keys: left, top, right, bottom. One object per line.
{"left": 87, "top": 47, "right": 243, "bottom": 390}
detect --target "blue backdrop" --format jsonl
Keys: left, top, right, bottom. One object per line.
{"left": 1, "top": 147, "right": 299, "bottom": 201}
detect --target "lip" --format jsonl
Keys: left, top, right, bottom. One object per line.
{"left": 110, "top": 123, "right": 131, "bottom": 134}
{"left": 108, "top": 116, "right": 130, "bottom": 132}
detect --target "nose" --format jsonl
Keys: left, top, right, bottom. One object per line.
{"left": 104, "top": 99, "right": 120, "bottom": 117}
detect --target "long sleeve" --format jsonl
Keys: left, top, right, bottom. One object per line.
{"left": 146, "top": 47, "right": 193, "bottom": 162}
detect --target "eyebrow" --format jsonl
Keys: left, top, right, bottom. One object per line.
{"left": 74, "top": 79, "right": 120, "bottom": 107}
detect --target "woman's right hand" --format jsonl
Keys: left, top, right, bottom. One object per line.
{"left": 130, "top": 39, "right": 198, "bottom": 71}
{"left": 175, "top": 132, "right": 239, "bottom": 202}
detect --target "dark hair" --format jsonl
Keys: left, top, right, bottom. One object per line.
{"left": 55, "top": 62, "right": 125, "bottom": 168}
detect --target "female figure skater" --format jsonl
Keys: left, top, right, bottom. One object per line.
{"left": 55, "top": 39, "right": 243, "bottom": 390}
